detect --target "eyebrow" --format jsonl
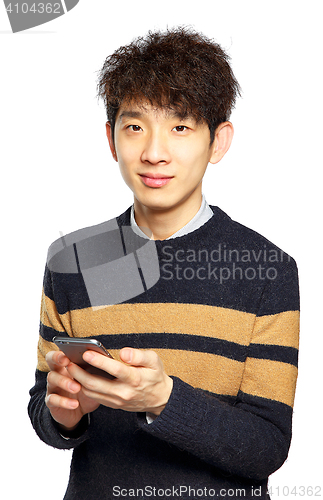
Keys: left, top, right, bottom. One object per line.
{"left": 118, "top": 111, "right": 144, "bottom": 121}
{"left": 118, "top": 109, "right": 194, "bottom": 122}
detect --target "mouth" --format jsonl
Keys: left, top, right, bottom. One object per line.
{"left": 139, "top": 173, "right": 174, "bottom": 188}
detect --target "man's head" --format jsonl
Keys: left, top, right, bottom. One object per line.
{"left": 97, "top": 26, "right": 241, "bottom": 145}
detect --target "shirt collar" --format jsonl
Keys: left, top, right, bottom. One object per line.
{"left": 130, "top": 195, "right": 214, "bottom": 240}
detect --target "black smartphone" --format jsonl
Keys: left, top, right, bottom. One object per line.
{"left": 53, "top": 337, "right": 115, "bottom": 379}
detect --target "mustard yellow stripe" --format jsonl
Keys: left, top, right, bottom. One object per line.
{"left": 42, "top": 293, "right": 299, "bottom": 350}
{"left": 37, "top": 334, "right": 296, "bottom": 405}
{"left": 240, "top": 357, "right": 298, "bottom": 407}
{"left": 37, "top": 337, "right": 244, "bottom": 396}
{"left": 63, "top": 303, "right": 255, "bottom": 346}
{"left": 252, "top": 311, "right": 299, "bottom": 349}
{"left": 37, "top": 336, "right": 59, "bottom": 372}
{"left": 40, "top": 289, "right": 67, "bottom": 334}
{"left": 155, "top": 349, "right": 244, "bottom": 395}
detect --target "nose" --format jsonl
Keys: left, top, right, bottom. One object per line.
{"left": 141, "top": 131, "right": 171, "bottom": 165}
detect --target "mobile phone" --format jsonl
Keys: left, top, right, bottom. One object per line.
{"left": 53, "top": 337, "right": 115, "bottom": 379}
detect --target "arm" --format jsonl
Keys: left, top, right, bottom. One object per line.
{"left": 55, "top": 257, "right": 299, "bottom": 479}
{"left": 29, "top": 253, "right": 299, "bottom": 478}
{"left": 28, "top": 369, "right": 91, "bottom": 450}
{"left": 28, "top": 265, "right": 94, "bottom": 449}
{"left": 137, "top": 258, "right": 300, "bottom": 480}
{"left": 137, "top": 375, "right": 294, "bottom": 481}
{"left": 63, "top": 333, "right": 296, "bottom": 480}
{"left": 66, "top": 319, "right": 296, "bottom": 482}
{"left": 28, "top": 262, "right": 172, "bottom": 447}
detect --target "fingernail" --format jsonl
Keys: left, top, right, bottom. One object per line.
{"left": 83, "top": 351, "right": 95, "bottom": 362}
{"left": 57, "top": 353, "right": 65, "bottom": 363}
{"left": 69, "top": 382, "right": 79, "bottom": 392}
{"left": 121, "top": 348, "right": 133, "bottom": 363}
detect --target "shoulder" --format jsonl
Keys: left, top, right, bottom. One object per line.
{"left": 46, "top": 208, "right": 132, "bottom": 274}
{"left": 209, "top": 206, "right": 297, "bottom": 269}
{"left": 207, "top": 207, "right": 300, "bottom": 313}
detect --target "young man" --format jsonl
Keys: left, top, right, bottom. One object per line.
{"left": 28, "top": 28, "right": 300, "bottom": 499}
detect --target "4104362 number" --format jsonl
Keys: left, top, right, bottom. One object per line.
{"left": 5, "top": 3, "right": 62, "bottom": 14}
{"left": 267, "top": 486, "right": 322, "bottom": 497}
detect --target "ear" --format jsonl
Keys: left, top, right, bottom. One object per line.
{"left": 106, "top": 122, "right": 118, "bottom": 162}
{"left": 209, "top": 122, "right": 234, "bottom": 165}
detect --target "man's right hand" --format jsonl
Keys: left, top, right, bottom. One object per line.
{"left": 45, "top": 350, "right": 100, "bottom": 432}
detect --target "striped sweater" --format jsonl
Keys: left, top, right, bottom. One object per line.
{"left": 28, "top": 206, "right": 300, "bottom": 500}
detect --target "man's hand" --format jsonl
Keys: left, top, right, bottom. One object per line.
{"left": 66, "top": 347, "right": 173, "bottom": 416}
{"left": 45, "top": 351, "right": 100, "bottom": 432}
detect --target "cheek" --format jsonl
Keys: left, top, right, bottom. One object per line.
{"left": 178, "top": 148, "right": 209, "bottom": 182}
{"left": 114, "top": 145, "right": 134, "bottom": 182}
{"left": 116, "top": 139, "right": 140, "bottom": 171}
{"left": 118, "top": 161, "right": 133, "bottom": 187}
{"left": 175, "top": 137, "right": 210, "bottom": 163}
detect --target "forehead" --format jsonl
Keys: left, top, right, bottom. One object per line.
{"left": 116, "top": 101, "right": 197, "bottom": 123}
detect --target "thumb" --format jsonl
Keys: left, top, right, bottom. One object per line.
{"left": 119, "top": 347, "right": 134, "bottom": 364}
{"left": 119, "top": 348, "right": 159, "bottom": 369}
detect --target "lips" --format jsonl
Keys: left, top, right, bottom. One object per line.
{"left": 139, "top": 173, "right": 174, "bottom": 188}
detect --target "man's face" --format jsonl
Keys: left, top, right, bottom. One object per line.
{"left": 107, "top": 102, "right": 221, "bottom": 215}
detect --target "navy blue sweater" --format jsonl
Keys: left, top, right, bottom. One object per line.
{"left": 28, "top": 206, "right": 300, "bottom": 499}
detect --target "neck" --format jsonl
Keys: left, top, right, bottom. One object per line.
{"left": 133, "top": 193, "right": 203, "bottom": 240}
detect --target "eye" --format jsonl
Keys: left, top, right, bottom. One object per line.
{"left": 127, "top": 125, "right": 142, "bottom": 132}
{"left": 173, "top": 125, "right": 188, "bottom": 132}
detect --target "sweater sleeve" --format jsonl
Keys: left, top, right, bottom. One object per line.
{"left": 28, "top": 265, "right": 90, "bottom": 450}
{"left": 28, "top": 371, "right": 90, "bottom": 450}
{"left": 137, "top": 257, "right": 300, "bottom": 481}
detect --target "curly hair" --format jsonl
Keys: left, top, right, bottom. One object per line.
{"left": 97, "top": 27, "right": 241, "bottom": 143}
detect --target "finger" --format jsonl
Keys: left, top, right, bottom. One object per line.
{"left": 82, "top": 351, "right": 129, "bottom": 381}
{"left": 46, "top": 392, "right": 79, "bottom": 410}
{"left": 64, "top": 362, "right": 136, "bottom": 409}
{"left": 47, "top": 370, "right": 81, "bottom": 395}
{"left": 46, "top": 350, "right": 70, "bottom": 370}
{"left": 66, "top": 361, "right": 115, "bottom": 393}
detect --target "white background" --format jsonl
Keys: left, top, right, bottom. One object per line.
{"left": 1, "top": 1, "right": 322, "bottom": 498}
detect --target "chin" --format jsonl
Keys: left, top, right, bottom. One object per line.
{"left": 135, "top": 191, "right": 176, "bottom": 210}
{"left": 142, "top": 201, "right": 174, "bottom": 212}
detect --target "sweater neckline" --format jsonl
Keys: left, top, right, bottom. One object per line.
{"left": 117, "top": 205, "right": 230, "bottom": 245}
